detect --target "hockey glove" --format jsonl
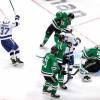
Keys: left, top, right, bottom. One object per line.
{"left": 66, "top": 42, "right": 72, "bottom": 48}
{"left": 66, "top": 29, "right": 72, "bottom": 33}
{"left": 15, "top": 15, "right": 20, "bottom": 20}
{"left": 60, "top": 70, "right": 67, "bottom": 75}
{"left": 76, "top": 37, "right": 81, "bottom": 43}
{"left": 63, "top": 55, "right": 70, "bottom": 64}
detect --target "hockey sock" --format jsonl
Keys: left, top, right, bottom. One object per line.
{"left": 42, "top": 32, "right": 51, "bottom": 45}
{"left": 51, "top": 86, "right": 57, "bottom": 95}
{"left": 10, "top": 51, "right": 16, "bottom": 60}
{"left": 58, "top": 74, "right": 64, "bottom": 86}
{"left": 15, "top": 50, "right": 20, "bottom": 59}
{"left": 43, "top": 82, "right": 50, "bottom": 92}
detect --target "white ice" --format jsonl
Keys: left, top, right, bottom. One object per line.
{"left": 0, "top": 0, "right": 100, "bottom": 100}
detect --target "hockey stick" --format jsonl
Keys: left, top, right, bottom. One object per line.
{"left": 36, "top": 55, "right": 44, "bottom": 58}
{"left": 71, "top": 68, "right": 79, "bottom": 75}
{"left": 64, "top": 47, "right": 71, "bottom": 84}
{"left": 64, "top": 68, "right": 79, "bottom": 84}
{"left": 9, "top": 0, "right": 16, "bottom": 15}
{"left": 63, "top": 46, "right": 79, "bottom": 84}
{"left": 65, "top": 68, "right": 79, "bottom": 75}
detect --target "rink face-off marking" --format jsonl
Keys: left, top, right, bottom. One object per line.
{"left": 32, "top": 0, "right": 100, "bottom": 45}
{"left": 1, "top": 0, "right": 100, "bottom": 100}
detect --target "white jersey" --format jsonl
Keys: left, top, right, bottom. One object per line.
{"left": 64, "top": 34, "right": 79, "bottom": 56}
{"left": 0, "top": 21, "right": 19, "bottom": 40}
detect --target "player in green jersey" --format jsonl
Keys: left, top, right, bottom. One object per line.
{"left": 41, "top": 46, "right": 66, "bottom": 98}
{"left": 56, "top": 33, "right": 81, "bottom": 85}
{"left": 40, "top": 12, "right": 75, "bottom": 47}
{"left": 79, "top": 45, "right": 100, "bottom": 81}
{"left": 56, "top": 34, "right": 68, "bottom": 89}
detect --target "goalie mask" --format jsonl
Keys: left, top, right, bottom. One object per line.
{"left": 95, "top": 45, "right": 100, "bottom": 50}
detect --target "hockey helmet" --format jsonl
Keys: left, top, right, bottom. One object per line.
{"left": 62, "top": 12, "right": 68, "bottom": 18}
{"left": 68, "top": 13, "right": 75, "bottom": 19}
{"left": 51, "top": 46, "right": 59, "bottom": 54}
{"left": 51, "top": 46, "right": 58, "bottom": 51}
{"left": 56, "top": 11, "right": 63, "bottom": 19}
{"left": 3, "top": 18, "right": 10, "bottom": 25}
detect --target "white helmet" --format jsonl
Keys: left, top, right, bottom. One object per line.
{"left": 2, "top": 18, "right": 10, "bottom": 25}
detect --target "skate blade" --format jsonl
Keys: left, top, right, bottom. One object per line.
{"left": 12, "top": 63, "right": 18, "bottom": 66}
{"left": 13, "top": 63, "right": 24, "bottom": 67}
{"left": 40, "top": 46, "right": 49, "bottom": 50}
{"left": 82, "top": 78, "right": 91, "bottom": 82}
{"left": 43, "top": 92, "right": 51, "bottom": 96}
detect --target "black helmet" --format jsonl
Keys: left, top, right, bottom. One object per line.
{"left": 51, "top": 46, "right": 58, "bottom": 51}
{"left": 59, "top": 35, "right": 65, "bottom": 42}
{"left": 51, "top": 46, "right": 58, "bottom": 54}
{"left": 68, "top": 13, "right": 75, "bottom": 19}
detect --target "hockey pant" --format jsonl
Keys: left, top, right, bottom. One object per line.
{"left": 43, "top": 75, "right": 58, "bottom": 95}
{"left": 58, "top": 72, "right": 64, "bottom": 86}
{"left": 1, "top": 38, "right": 20, "bottom": 60}
{"left": 64, "top": 54, "right": 74, "bottom": 74}
{"left": 84, "top": 59, "right": 100, "bottom": 72}
{"left": 42, "top": 24, "right": 61, "bottom": 45}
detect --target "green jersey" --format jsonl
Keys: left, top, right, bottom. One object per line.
{"left": 54, "top": 11, "right": 71, "bottom": 29}
{"left": 82, "top": 47, "right": 100, "bottom": 60}
{"left": 52, "top": 17, "right": 71, "bottom": 31}
{"left": 41, "top": 53, "right": 60, "bottom": 76}
{"left": 56, "top": 41, "right": 68, "bottom": 61}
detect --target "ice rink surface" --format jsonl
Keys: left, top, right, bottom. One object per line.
{"left": 0, "top": 0, "right": 100, "bottom": 100}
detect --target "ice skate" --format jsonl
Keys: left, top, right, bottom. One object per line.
{"left": 83, "top": 75, "right": 91, "bottom": 82}
{"left": 43, "top": 90, "right": 51, "bottom": 95}
{"left": 51, "top": 94, "right": 60, "bottom": 98}
{"left": 60, "top": 84, "right": 67, "bottom": 90}
{"left": 16, "top": 58, "right": 24, "bottom": 67}
{"left": 40, "top": 44, "right": 44, "bottom": 47}
{"left": 10, "top": 58, "right": 17, "bottom": 66}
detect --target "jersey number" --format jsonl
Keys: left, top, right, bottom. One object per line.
{"left": 1, "top": 27, "right": 9, "bottom": 35}
{"left": 43, "top": 56, "right": 49, "bottom": 68}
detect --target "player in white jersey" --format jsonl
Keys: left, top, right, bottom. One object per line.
{"left": 64, "top": 33, "right": 81, "bottom": 78}
{"left": 0, "top": 15, "right": 23, "bottom": 66}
